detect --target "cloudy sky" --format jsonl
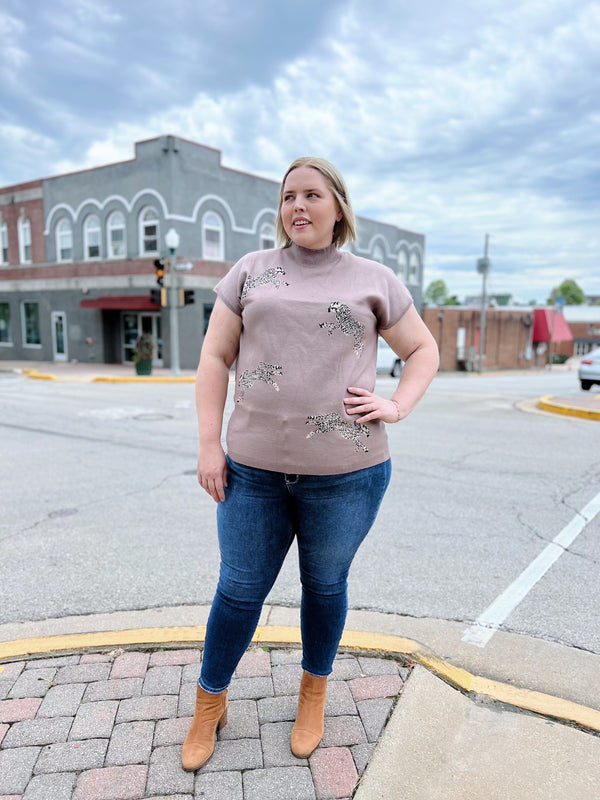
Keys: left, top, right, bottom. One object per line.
{"left": 1, "top": 0, "right": 598, "bottom": 303}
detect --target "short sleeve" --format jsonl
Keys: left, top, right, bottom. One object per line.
{"left": 373, "top": 264, "right": 414, "bottom": 330}
{"left": 213, "top": 256, "right": 250, "bottom": 316}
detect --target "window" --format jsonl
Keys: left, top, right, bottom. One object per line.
{"left": 1, "top": 221, "right": 8, "bottom": 264}
{"left": 202, "top": 211, "right": 224, "bottom": 260}
{"left": 260, "top": 222, "right": 275, "bottom": 250}
{"left": 372, "top": 243, "right": 385, "bottom": 264}
{"left": 56, "top": 219, "right": 73, "bottom": 261}
{"left": 408, "top": 253, "right": 420, "bottom": 285}
{"left": 84, "top": 214, "right": 101, "bottom": 259}
{"left": 140, "top": 207, "right": 159, "bottom": 254}
{"left": 0, "top": 302, "right": 12, "bottom": 344}
{"left": 397, "top": 251, "right": 408, "bottom": 280}
{"left": 18, "top": 216, "right": 32, "bottom": 263}
{"left": 107, "top": 211, "right": 126, "bottom": 258}
{"left": 22, "top": 301, "right": 41, "bottom": 346}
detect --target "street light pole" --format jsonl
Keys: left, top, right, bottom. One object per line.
{"left": 165, "top": 227, "right": 181, "bottom": 376}
{"left": 477, "top": 234, "right": 491, "bottom": 374}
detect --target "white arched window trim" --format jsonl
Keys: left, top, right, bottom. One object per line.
{"left": 139, "top": 206, "right": 159, "bottom": 255}
{"left": 397, "top": 251, "right": 408, "bottom": 281}
{"left": 56, "top": 218, "right": 72, "bottom": 262}
{"left": 84, "top": 214, "right": 102, "bottom": 260}
{"left": 408, "top": 252, "right": 420, "bottom": 285}
{"left": 0, "top": 220, "right": 8, "bottom": 264}
{"left": 202, "top": 211, "right": 224, "bottom": 260}
{"left": 107, "top": 211, "right": 126, "bottom": 258}
{"left": 18, "top": 216, "right": 32, "bottom": 264}
{"left": 260, "top": 222, "right": 275, "bottom": 250}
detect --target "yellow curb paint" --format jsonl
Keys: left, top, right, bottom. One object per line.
{"left": 1, "top": 624, "right": 599, "bottom": 734}
{"left": 92, "top": 377, "right": 195, "bottom": 383}
{"left": 538, "top": 395, "right": 600, "bottom": 421}
{"left": 24, "top": 370, "right": 57, "bottom": 381}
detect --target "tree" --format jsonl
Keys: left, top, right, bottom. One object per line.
{"left": 424, "top": 279, "right": 450, "bottom": 305}
{"left": 547, "top": 279, "right": 585, "bottom": 305}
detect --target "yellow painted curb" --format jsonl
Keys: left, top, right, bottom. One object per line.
{"left": 23, "top": 369, "right": 57, "bottom": 381}
{"left": 92, "top": 377, "right": 195, "bottom": 383}
{"left": 538, "top": 395, "right": 600, "bottom": 420}
{"left": 1, "top": 624, "right": 599, "bottom": 734}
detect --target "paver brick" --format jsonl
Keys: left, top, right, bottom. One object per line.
{"left": 8, "top": 668, "right": 56, "bottom": 699}
{"left": 140, "top": 796, "right": 191, "bottom": 800}
{"left": 271, "top": 664, "right": 303, "bottom": 696}
{"left": 54, "top": 663, "right": 111, "bottom": 685}
{"left": 243, "top": 766, "right": 316, "bottom": 800}
{"left": 329, "top": 657, "right": 362, "bottom": 681}
{"left": 0, "top": 697, "right": 42, "bottom": 723}
{"left": 0, "top": 683, "right": 11, "bottom": 701}
{"left": 73, "top": 764, "right": 147, "bottom": 800}
{"left": 258, "top": 694, "right": 297, "bottom": 723}
{"left": 321, "top": 715, "right": 368, "bottom": 748}
{"left": 356, "top": 697, "right": 394, "bottom": 742}
{"left": 34, "top": 738, "right": 108, "bottom": 774}
{"left": 351, "top": 742, "right": 375, "bottom": 776}
{"left": 177, "top": 681, "right": 196, "bottom": 716}
{"left": 153, "top": 715, "right": 191, "bottom": 746}
{"left": 0, "top": 662, "right": 25, "bottom": 681}
{"left": 310, "top": 747, "right": 359, "bottom": 799}
{"left": 106, "top": 721, "right": 154, "bottom": 766}
{"left": 357, "top": 656, "right": 400, "bottom": 677}
{"left": 348, "top": 674, "right": 403, "bottom": 702}
{"left": 116, "top": 694, "right": 178, "bottom": 723}
{"left": 235, "top": 648, "right": 272, "bottom": 678}
{"left": 22, "top": 771, "right": 77, "bottom": 800}
{"left": 218, "top": 699, "right": 259, "bottom": 740}
{"left": 37, "top": 683, "right": 86, "bottom": 718}
{"left": 194, "top": 770, "right": 243, "bottom": 800}
{"left": 70, "top": 700, "right": 119, "bottom": 740}
{"left": 0, "top": 747, "right": 41, "bottom": 794}
{"left": 149, "top": 649, "right": 200, "bottom": 667}
{"left": 181, "top": 663, "right": 200, "bottom": 683}
{"left": 79, "top": 653, "right": 113, "bottom": 664}
{"left": 111, "top": 652, "right": 150, "bottom": 679}
{"left": 1, "top": 716, "right": 72, "bottom": 748}
{"left": 198, "top": 738, "right": 263, "bottom": 773}
{"left": 261, "top": 721, "right": 307, "bottom": 768}
{"left": 0, "top": 723, "right": 9, "bottom": 744}
{"left": 324, "top": 681, "right": 357, "bottom": 717}
{"left": 142, "top": 665, "right": 182, "bottom": 695}
{"left": 84, "top": 677, "right": 143, "bottom": 702}
{"left": 227, "top": 676, "right": 274, "bottom": 701}
{"left": 26, "top": 656, "right": 78, "bottom": 669}
{"left": 270, "top": 649, "right": 303, "bottom": 666}
{"left": 145, "top": 745, "right": 194, "bottom": 795}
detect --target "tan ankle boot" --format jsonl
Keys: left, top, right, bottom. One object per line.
{"left": 291, "top": 671, "right": 328, "bottom": 758}
{"left": 181, "top": 685, "right": 228, "bottom": 771}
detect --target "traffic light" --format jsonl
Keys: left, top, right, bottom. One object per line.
{"left": 150, "top": 288, "right": 167, "bottom": 306}
{"left": 180, "top": 289, "right": 195, "bottom": 306}
{"left": 153, "top": 258, "right": 165, "bottom": 287}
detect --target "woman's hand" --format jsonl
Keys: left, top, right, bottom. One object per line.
{"left": 197, "top": 442, "right": 228, "bottom": 503}
{"left": 344, "top": 387, "right": 406, "bottom": 424}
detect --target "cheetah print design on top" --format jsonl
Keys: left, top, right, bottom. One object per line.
{"left": 319, "top": 301, "right": 365, "bottom": 355}
{"left": 241, "top": 266, "right": 289, "bottom": 301}
{"left": 306, "top": 413, "right": 370, "bottom": 453}
{"left": 237, "top": 362, "right": 283, "bottom": 402}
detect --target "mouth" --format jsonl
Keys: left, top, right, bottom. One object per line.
{"left": 293, "top": 218, "right": 311, "bottom": 228}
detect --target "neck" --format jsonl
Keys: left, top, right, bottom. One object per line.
{"left": 288, "top": 242, "right": 340, "bottom": 266}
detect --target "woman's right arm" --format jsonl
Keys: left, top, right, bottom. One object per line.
{"left": 195, "top": 297, "right": 242, "bottom": 502}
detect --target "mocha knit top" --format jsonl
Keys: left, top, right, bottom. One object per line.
{"left": 215, "top": 243, "right": 413, "bottom": 475}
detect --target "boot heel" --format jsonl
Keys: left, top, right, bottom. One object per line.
{"left": 218, "top": 709, "right": 228, "bottom": 730}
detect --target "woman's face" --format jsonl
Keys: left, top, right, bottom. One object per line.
{"left": 280, "top": 166, "right": 343, "bottom": 250}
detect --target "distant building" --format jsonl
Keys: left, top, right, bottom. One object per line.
{"left": 0, "top": 136, "right": 425, "bottom": 368}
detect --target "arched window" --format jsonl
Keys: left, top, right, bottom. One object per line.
{"left": 397, "top": 250, "right": 408, "bottom": 281}
{"left": 202, "top": 211, "right": 224, "bottom": 260}
{"left": 372, "top": 243, "right": 385, "bottom": 264}
{"left": 84, "top": 214, "right": 101, "bottom": 259}
{"left": 0, "top": 220, "right": 8, "bottom": 264}
{"left": 18, "top": 216, "right": 32, "bottom": 263}
{"left": 260, "top": 222, "right": 275, "bottom": 250}
{"left": 107, "top": 211, "right": 126, "bottom": 258}
{"left": 408, "top": 252, "right": 420, "bottom": 285}
{"left": 56, "top": 218, "right": 72, "bottom": 262}
{"left": 139, "top": 207, "right": 159, "bottom": 254}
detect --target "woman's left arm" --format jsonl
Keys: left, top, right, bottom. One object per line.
{"left": 344, "top": 305, "right": 440, "bottom": 424}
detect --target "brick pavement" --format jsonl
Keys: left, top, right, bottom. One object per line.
{"left": 0, "top": 646, "right": 411, "bottom": 799}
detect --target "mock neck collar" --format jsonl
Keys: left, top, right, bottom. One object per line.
{"left": 287, "top": 242, "right": 341, "bottom": 267}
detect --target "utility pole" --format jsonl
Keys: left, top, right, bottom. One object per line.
{"left": 165, "top": 227, "right": 181, "bottom": 376}
{"left": 477, "top": 234, "right": 491, "bottom": 373}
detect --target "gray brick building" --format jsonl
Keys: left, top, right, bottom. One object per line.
{"left": 0, "top": 136, "right": 425, "bottom": 369}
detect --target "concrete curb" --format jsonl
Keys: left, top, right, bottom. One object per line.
{"left": 538, "top": 394, "right": 600, "bottom": 420}
{"left": 1, "top": 624, "right": 599, "bottom": 736}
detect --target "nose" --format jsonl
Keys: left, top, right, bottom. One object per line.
{"left": 294, "top": 195, "right": 305, "bottom": 211}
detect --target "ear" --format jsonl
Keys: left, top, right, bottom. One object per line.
{"left": 336, "top": 210, "right": 343, "bottom": 221}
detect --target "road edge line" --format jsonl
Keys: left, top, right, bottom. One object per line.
{"left": 538, "top": 395, "right": 600, "bottom": 420}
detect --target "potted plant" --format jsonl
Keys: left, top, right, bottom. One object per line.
{"left": 133, "top": 333, "right": 154, "bottom": 375}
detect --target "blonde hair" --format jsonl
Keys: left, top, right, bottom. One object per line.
{"left": 276, "top": 157, "right": 357, "bottom": 249}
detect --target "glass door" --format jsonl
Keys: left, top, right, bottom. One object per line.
{"left": 51, "top": 311, "right": 68, "bottom": 361}
{"left": 121, "top": 312, "right": 163, "bottom": 366}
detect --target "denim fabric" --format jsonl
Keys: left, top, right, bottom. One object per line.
{"left": 199, "top": 456, "right": 391, "bottom": 693}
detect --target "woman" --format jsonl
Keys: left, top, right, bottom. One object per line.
{"left": 182, "top": 157, "right": 439, "bottom": 771}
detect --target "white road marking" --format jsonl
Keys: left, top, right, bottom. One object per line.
{"left": 462, "top": 490, "right": 600, "bottom": 648}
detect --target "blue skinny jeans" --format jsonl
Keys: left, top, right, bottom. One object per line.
{"left": 199, "top": 456, "right": 391, "bottom": 693}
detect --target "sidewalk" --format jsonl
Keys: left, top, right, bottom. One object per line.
{"left": 1, "top": 608, "right": 600, "bottom": 799}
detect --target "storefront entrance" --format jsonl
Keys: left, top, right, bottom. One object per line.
{"left": 51, "top": 311, "right": 68, "bottom": 361}
{"left": 122, "top": 312, "right": 163, "bottom": 366}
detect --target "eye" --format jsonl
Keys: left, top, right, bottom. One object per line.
{"left": 307, "top": 192, "right": 319, "bottom": 198}
{"left": 283, "top": 193, "right": 294, "bottom": 202}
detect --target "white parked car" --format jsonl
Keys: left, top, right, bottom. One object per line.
{"left": 376, "top": 338, "right": 403, "bottom": 377}
{"left": 578, "top": 347, "right": 600, "bottom": 390}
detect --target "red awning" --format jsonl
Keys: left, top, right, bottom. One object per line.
{"left": 532, "top": 308, "right": 573, "bottom": 343}
{"left": 80, "top": 295, "right": 159, "bottom": 311}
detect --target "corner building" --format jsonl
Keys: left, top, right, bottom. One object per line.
{"left": 0, "top": 136, "right": 425, "bottom": 369}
